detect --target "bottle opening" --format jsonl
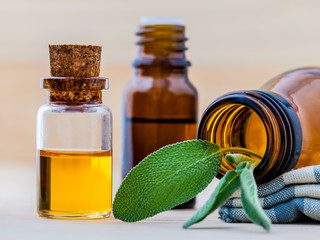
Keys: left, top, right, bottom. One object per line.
{"left": 140, "top": 17, "right": 184, "bottom": 26}
{"left": 199, "top": 103, "right": 267, "bottom": 174}
{"left": 198, "top": 90, "right": 302, "bottom": 183}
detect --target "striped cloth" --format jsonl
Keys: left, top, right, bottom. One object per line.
{"left": 219, "top": 165, "right": 320, "bottom": 223}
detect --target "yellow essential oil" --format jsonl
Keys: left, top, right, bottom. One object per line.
{"left": 38, "top": 150, "right": 112, "bottom": 219}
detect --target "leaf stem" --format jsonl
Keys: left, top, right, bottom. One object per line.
{"left": 218, "top": 147, "right": 263, "bottom": 160}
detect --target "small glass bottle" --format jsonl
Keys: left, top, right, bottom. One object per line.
{"left": 198, "top": 67, "right": 320, "bottom": 183}
{"left": 122, "top": 18, "right": 198, "bottom": 208}
{"left": 37, "top": 45, "right": 112, "bottom": 219}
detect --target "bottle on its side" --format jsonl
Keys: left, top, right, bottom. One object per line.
{"left": 198, "top": 67, "right": 320, "bottom": 183}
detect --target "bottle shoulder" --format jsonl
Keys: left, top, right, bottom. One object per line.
{"left": 261, "top": 66, "right": 320, "bottom": 169}
{"left": 262, "top": 66, "right": 320, "bottom": 91}
{"left": 261, "top": 67, "right": 320, "bottom": 107}
{"left": 123, "top": 76, "right": 197, "bottom": 96}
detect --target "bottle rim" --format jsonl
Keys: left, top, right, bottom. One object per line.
{"left": 41, "top": 77, "right": 109, "bottom": 91}
{"left": 140, "top": 17, "right": 184, "bottom": 26}
{"left": 41, "top": 77, "right": 108, "bottom": 105}
{"left": 197, "top": 90, "right": 302, "bottom": 183}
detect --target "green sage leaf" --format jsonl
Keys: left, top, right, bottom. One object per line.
{"left": 235, "top": 161, "right": 250, "bottom": 174}
{"left": 183, "top": 169, "right": 241, "bottom": 228}
{"left": 113, "top": 140, "right": 222, "bottom": 222}
{"left": 240, "top": 165, "right": 271, "bottom": 232}
{"left": 226, "top": 153, "right": 260, "bottom": 167}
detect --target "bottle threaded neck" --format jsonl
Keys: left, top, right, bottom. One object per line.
{"left": 198, "top": 90, "right": 302, "bottom": 183}
{"left": 132, "top": 24, "right": 190, "bottom": 68}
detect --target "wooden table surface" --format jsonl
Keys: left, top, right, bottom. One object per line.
{"left": 1, "top": 162, "right": 320, "bottom": 240}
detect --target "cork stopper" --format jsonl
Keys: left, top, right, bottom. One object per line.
{"left": 49, "top": 44, "right": 102, "bottom": 77}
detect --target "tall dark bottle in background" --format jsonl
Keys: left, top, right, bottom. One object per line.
{"left": 122, "top": 18, "right": 198, "bottom": 208}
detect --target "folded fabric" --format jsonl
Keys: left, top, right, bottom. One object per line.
{"left": 218, "top": 165, "right": 320, "bottom": 223}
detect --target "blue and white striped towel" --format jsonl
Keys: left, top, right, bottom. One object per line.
{"left": 219, "top": 165, "right": 320, "bottom": 223}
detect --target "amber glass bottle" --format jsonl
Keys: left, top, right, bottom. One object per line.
{"left": 197, "top": 67, "right": 320, "bottom": 183}
{"left": 122, "top": 18, "right": 197, "bottom": 208}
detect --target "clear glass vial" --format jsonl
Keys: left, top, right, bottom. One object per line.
{"left": 198, "top": 67, "right": 320, "bottom": 183}
{"left": 37, "top": 76, "right": 112, "bottom": 219}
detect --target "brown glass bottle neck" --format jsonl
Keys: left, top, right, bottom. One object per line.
{"left": 133, "top": 67, "right": 188, "bottom": 79}
{"left": 133, "top": 24, "right": 190, "bottom": 69}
